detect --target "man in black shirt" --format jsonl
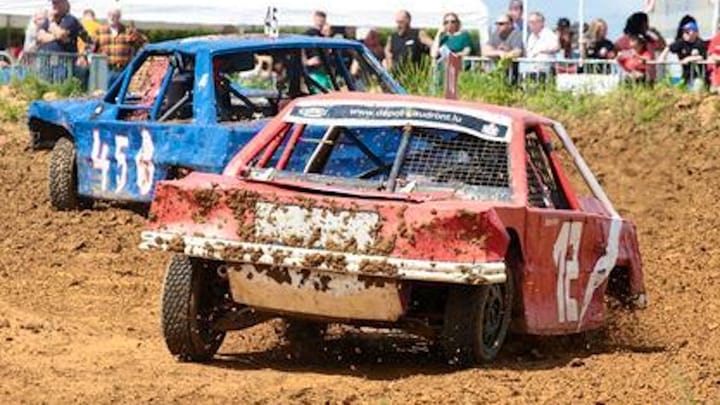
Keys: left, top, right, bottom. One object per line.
{"left": 384, "top": 10, "right": 433, "bottom": 70}
{"left": 35, "top": 0, "right": 93, "bottom": 88}
{"left": 36, "top": 0, "right": 92, "bottom": 54}
{"left": 305, "top": 10, "right": 326, "bottom": 37}
{"left": 667, "top": 21, "right": 707, "bottom": 84}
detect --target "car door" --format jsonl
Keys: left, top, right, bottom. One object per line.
{"left": 519, "top": 124, "right": 612, "bottom": 335}
{"left": 73, "top": 51, "right": 242, "bottom": 202}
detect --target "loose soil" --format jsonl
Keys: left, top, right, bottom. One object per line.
{"left": 1, "top": 95, "right": 720, "bottom": 404}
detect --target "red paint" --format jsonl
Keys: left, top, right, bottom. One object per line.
{"left": 148, "top": 93, "right": 645, "bottom": 336}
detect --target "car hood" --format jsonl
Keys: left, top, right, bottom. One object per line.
{"left": 28, "top": 97, "right": 103, "bottom": 130}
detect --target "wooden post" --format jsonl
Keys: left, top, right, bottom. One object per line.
{"left": 444, "top": 53, "right": 461, "bottom": 100}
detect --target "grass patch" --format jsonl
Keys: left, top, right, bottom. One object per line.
{"left": 393, "top": 61, "right": 682, "bottom": 124}
{"left": 9, "top": 75, "right": 84, "bottom": 101}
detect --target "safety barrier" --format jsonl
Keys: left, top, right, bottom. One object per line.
{"left": 462, "top": 56, "right": 715, "bottom": 94}
{"left": 0, "top": 51, "right": 109, "bottom": 92}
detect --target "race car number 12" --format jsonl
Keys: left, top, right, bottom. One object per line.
{"left": 554, "top": 221, "right": 582, "bottom": 323}
{"left": 91, "top": 129, "right": 155, "bottom": 195}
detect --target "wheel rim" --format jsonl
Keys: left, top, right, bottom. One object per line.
{"left": 481, "top": 285, "right": 505, "bottom": 349}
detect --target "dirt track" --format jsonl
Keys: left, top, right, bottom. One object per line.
{"left": 1, "top": 93, "right": 720, "bottom": 404}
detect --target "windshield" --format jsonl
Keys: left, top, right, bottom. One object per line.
{"left": 249, "top": 111, "right": 512, "bottom": 200}
{"left": 213, "top": 47, "right": 397, "bottom": 122}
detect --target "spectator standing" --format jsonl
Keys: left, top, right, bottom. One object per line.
{"left": 585, "top": 18, "right": 615, "bottom": 59}
{"left": 663, "top": 21, "right": 707, "bottom": 86}
{"left": 384, "top": 10, "right": 433, "bottom": 70}
{"left": 483, "top": 14, "right": 523, "bottom": 83}
{"left": 674, "top": 15, "right": 697, "bottom": 42}
{"left": 615, "top": 12, "right": 665, "bottom": 55}
{"left": 23, "top": 10, "right": 48, "bottom": 54}
{"left": 321, "top": 23, "right": 333, "bottom": 38}
{"left": 508, "top": 0, "right": 524, "bottom": 33}
{"left": 708, "top": 26, "right": 720, "bottom": 92}
{"left": 556, "top": 18, "right": 573, "bottom": 59}
{"left": 361, "top": 29, "right": 385, "bottom": 62}
{"left": 525, "top": 12, "right": 559, "bottom": 80}
{"left": 483, "top": 14, "right": 523, "bottom": 59}
{"left": 431, "top": 13, "right": 473, "bottom": 60}
{"left": 96, "top": 8, "right": 147, "bottom": 87}
{"left": 618, "top": 34, "right": 653, "bottom": 83}
{"left": 302, "top": 11, "right": 332, "bottom": 91}
{"left": 36, "top": 0, "right": 93, "bottom": 54}
{"left": 78, "top": 9, "right": 99, "bottom": 54}
{"left": 305, "top": 11, "right": 326, "bottom": 37}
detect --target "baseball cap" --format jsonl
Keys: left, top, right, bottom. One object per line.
{"left": 683, "top": 21, "right": 699, "bottom": 32}
{"left": 557, "top": 18, "right": 571, "bottom": 29}
{"left": 495, "top": 14, "right": 511, "bottom": 24}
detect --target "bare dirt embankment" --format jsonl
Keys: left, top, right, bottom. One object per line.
{"left": 0, "top": 89, "right": 719, "bottom": 403}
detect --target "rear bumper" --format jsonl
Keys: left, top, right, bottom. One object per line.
{"left": 141, "top": 231, "right": 506, "bottom": 285}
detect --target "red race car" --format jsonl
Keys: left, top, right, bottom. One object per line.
{"left": 140, "top": 93, "right": 646, "bottom": 365}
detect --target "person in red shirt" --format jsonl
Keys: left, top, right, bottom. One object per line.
{"left": 708, "top": 28, "right": 720, "bottom": 92}
{"left": 618, "top": 34, "right": 654, "bottom": 83}
{"left": 615, "top": 12, "right": 665, "bottom": 56}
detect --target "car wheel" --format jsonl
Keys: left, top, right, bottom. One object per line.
{"left": 441, "top": 275, "right": 514, "bottom": 366}
{"left": 48, "top": 137, "right": 83, "bottom": 211}
{"left": 161, "top": 255, "right": 226, "bottom": 362}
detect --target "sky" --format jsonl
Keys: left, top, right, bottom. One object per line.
{"left": 484, "top": 0, "right": 642, "bottom": 38}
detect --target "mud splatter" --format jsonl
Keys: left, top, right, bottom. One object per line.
{"left": 167, "top": 236, "right": 186, "bottom": 253}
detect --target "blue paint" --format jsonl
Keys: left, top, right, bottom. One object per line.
{"left": 28, "top": 34, "right": 404, "bottom": 203}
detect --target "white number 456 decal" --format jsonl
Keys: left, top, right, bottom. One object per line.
{"left": 554, "top": 221, "right": 582, "bottom": 323}
{"left": 91, "top": 129, "right": 155, "bottom": 195}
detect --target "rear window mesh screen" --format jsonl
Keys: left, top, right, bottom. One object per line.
{"left": 400, "top": 131, "right": 509, "bottom": 187}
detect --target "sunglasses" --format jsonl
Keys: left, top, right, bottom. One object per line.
{"left": 495, "top": 21, "right": 509, "bottom": 25}
{"left": 444, "top": 19, "right": 459, "bottom": 25}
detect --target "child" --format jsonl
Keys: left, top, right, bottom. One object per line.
{"left": 618, "top": 34, "right": 654, "bottom": 83}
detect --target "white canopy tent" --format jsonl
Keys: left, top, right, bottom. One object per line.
{"left": 0, "top": 0, "right": 489, "bottom": 37}
{"left": 645, "top": 0, "right": 720, "bottom": 38}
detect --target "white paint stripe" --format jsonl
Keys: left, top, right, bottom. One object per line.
{"left": 285, "top": 116, "right": 510, "bottom": 144}
{"left": 140, "top": 231, "right": 507, "bottom": 285}
{"left": 553, "top": 123, "right": 620, "bottom": 219}
{"left": 577, "top": 217, "right": 623, "bottom": 329}
{"left": 289, "top": 98, "right": 514, "bottom": 128}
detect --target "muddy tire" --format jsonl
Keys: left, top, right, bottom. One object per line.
{"left": 441, "top": 276, "right": 514, "bottom": 366}
{"left": 48, "top": 137, "right": 82, "bottom": 211}
{"left": 161, "top": 255, "right": 226, "bottom": 362}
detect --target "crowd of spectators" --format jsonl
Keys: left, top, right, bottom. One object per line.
{"left": 303, "top": 1, "right": 720, "bottom": 90}
{"left": 11, "top": 0, "right": 147, "bottom": 88}
{"left": 7, "top": 0, "right": 720, "bottom": 92}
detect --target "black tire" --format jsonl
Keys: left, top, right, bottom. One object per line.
{"left": 48, "top": 137, "right": 82, "bottom": 211}
{"left": 161, "top": 255, "right": 226, "bottom": 362}
{"left": 441, "top": 274, "right": 514, "bottom": 366}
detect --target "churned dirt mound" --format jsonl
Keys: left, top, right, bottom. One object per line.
{"left": 1, "top": 92, "right": 720, "bottom": 404}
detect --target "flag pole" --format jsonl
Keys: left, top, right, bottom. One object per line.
{"left": 579, "top": 0, "right": 585, "bottom": 61}
{"left": 522, "top": 0, "right": 528, "bottom": 49}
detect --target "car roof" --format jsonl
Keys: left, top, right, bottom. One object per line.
{"left": 144, "top": 34, "right": 364, "bottom": 55}
{"left": 283, "top": 93, "right": 555, "bottom": 126}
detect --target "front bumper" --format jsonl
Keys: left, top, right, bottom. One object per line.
{"left": 141, "top": 231, "right": 507, "bottom": 285}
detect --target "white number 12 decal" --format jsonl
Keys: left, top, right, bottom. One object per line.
{"left": 91, "top": 129, "right": 155, "bottom": 195}
{"left": 554, "top": 221, "right": 582, "bottom": 323}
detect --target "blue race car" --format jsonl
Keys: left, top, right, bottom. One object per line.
{"left": 28, "top": 34, "right": 403, "bottom": 209}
